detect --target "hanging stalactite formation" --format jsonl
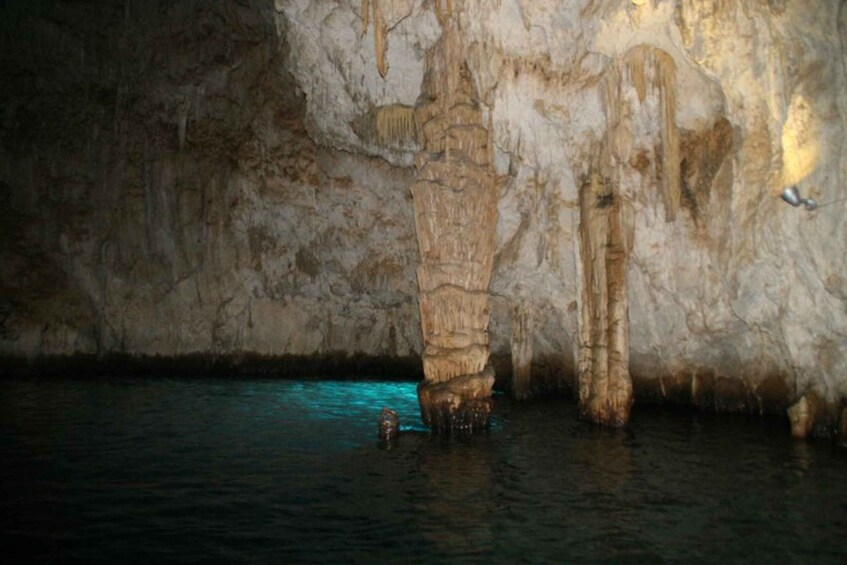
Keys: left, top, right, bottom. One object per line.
{"left": 361, "top": 0, "right": 388, "bottom": 77}
{"left": 510, "top": 301, "right": 533, "bottom": 401}
{"left": 375, "top": 104, "right": 416, "bottom": 147}
{"left": 361, "top": 0, "right": 416, "bottom": 77}
{"left": 432, "top": 0, "right": 453, "bottom": 26}
{"left": 625, "top": 45, "right": 681, "bottom": 222}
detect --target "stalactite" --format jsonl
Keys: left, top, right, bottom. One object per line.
{"left": 360, "top": 0, "right": 388, "bottom": 76}
{"left": 373, "top": 0, "right": 388, "bottom": 77}
{"left": 787, "top": 394, "right": 822, "bottom": 439}
{"left": 433, "top": 0, "right": 453, "bottom": 26}
{"left": 510, "top": 301, "right": 533, "bottom": 401}
{"left": 375, "top": 104, "right": 416, "bottom": 146}
{"left": 177, "top": 98, "right": 189, "bottom": 151}
{"left": 361, "top": 0, "right": 369, "bottom": 36}
{"left": 656, "top": 50, "right": 680, "bottom": 222}
{"left": 624, "top": 46, "right": 680, "bottom": 222}
{"left": 629, "top": 54, "right": 647, "bottom": 103}
{"left": 577, "top": 173, "right": 634, "bottom": 427}
{"left": 412, "top": 24, "right": 497, "bottom": 433}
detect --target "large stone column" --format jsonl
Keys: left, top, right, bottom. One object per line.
{"left": 577, "top": 173, "right": 634, "bottom": 426}
{"left": 411, "top": 24, "right": 497, "bottom": 433}
{"left": 576, "top": 46, "right": 677, "bottom": 426}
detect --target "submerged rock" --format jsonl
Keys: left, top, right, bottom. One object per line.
{"left": 378, "top": 407, "right": 400, "bottom": 443}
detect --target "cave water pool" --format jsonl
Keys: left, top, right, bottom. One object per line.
{"left": 1, "top": 377, "right": 846, "bottom": 563}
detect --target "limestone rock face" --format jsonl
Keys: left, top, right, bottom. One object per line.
{"left": 0, "top": 0, "right": 422, "bottom": 365}
{"left": 275, "top": 0, "right": 439, "bottom": 165}
{"left": 279, "top": 0, "right": 847, "bottom": 433}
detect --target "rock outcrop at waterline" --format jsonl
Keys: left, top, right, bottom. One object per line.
{"left": 2, "top": 0, "right": 847, "bottom": 438}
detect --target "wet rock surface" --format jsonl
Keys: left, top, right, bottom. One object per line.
{"left": 378, "top": 406, "right": 400, "bottom": 443}
{"left": 417, "top": 367, "right": 495, "bottom": 433}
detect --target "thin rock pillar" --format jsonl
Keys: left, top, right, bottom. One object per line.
{"left": 577, "top": 173, "right": 634, "bottom": 426}
{"left": 510, "top": 301, "right": 533, "bottom": 401}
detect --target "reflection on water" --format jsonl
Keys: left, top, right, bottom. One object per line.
{"left": 1, "top": 378, "right": 846, "bottom": 562}
{"left": 418, "top": 435, "right": 495, "bottom": 554}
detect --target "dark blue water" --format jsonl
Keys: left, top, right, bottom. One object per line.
{"left": 1, "top": 378, "right": 846, "bottom": 563}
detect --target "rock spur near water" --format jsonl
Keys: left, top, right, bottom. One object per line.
{"left": 378, "top": 407, "right": 400, "bottom": 444}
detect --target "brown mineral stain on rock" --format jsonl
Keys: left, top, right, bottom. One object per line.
{"left": 661, "top": 372, "right": 694, "bottom": 405}
{"left": 350, "top": 254, "right": 406, "bottom": 294}
{"left": 629, "top": 149, "right": 652, "bottom": 177}
{"left": 295, "top": 248, "right": 321, "bottom": 279}
{"left": 755, "top": 374, "right": 794, "bottom": 414}
{"left": 679, "top": 117, "right": 734, "bottom": 226}
{"left": 510, "top": 301, "right": 533, "bottom": 401}
{"left": 713, "top": 376, "right": 755, "bottom": 413}
{"left": 631, "top": 363, "right": 798, "bottom": 421}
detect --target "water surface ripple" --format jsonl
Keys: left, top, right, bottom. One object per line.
{"left": 1, "top": 378, "right": 845, "bottom": 562}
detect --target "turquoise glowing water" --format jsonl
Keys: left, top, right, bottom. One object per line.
{"left": 1, "top": 378, "right": 846, "bottom": 562}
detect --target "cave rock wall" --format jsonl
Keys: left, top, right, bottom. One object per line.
{"left": 0, "top": 0, "right": 422, "bottom": 366}
{"left": 281, "top": 0, "right": 847, "bottom": 433}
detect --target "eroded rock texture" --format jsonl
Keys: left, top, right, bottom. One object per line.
{"left": 411, "top": 21, "right": 498, "bottom": 432}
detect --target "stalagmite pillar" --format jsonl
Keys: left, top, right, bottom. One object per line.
{"left": 787, "top": 394, "right": 821, "bottom": 439}
{"left": 411, "top": 23, "right": 497, "bottom": 432}
{"left": 577, "top": 173, "right": 634, "bottom": 426}
{"left": 510, "top": 301, "right": 533, "bottom": 401}
{"left": 575, "top": 45, "right": 678, "bottom": 426}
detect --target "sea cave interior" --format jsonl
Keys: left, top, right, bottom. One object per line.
{"left": 1, "top": 0, "right": 847, "bottom": 561}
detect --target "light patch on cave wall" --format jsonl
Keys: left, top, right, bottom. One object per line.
{"left": 780, "top": 94, "right": 820, "bottom": 187}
